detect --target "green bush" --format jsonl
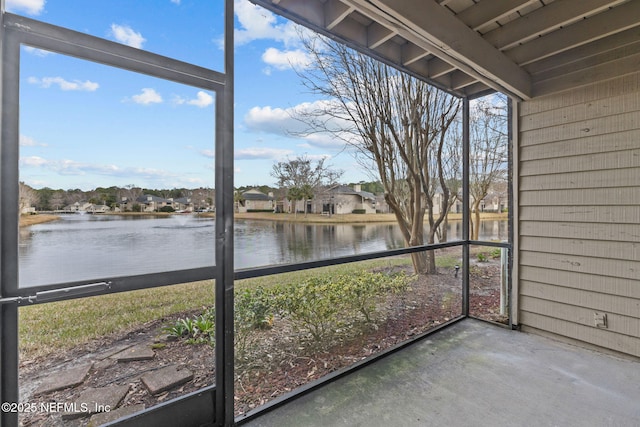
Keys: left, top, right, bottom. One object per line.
{"left": 167, "top": 270, "right": 412, "bottom": 353}
{"left": 352, "top": 209, "right": 366, "bottom": 214}
{"left": 275, "top": 271, "right": 410, "bottom": 343}
{"left": 159, "top": 205, "right": 175, "bottom": 213}
{"left": 275, "top": 277, "right": 343, "bottom": 343}
{"left": 235, "top": 286, "right": 275, "bottom": 356}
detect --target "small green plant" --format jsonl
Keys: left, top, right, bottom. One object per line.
{"left": 163, "top": 319, "right": 189, "bottom": 338}
{"left": 477, "top": 252, "right": 488, "bottom": 262}
{"left": 491, "top": 248, "right": 502, "bottom": 259}
{"left": 164, "top": 311, "right": 215, "bottom": 345}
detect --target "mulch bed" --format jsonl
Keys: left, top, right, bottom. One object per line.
{"left": 18, "top": 256, "right": 505, "bottom": 426}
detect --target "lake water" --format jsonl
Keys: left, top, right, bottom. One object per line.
{"left": 19, "top": 214, "right": 507, "bottom": 288}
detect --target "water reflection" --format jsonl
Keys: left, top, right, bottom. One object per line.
{"left": 19, "top": 215, "right": 507, "bottom": 288}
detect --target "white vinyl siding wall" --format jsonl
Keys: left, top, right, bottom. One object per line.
{"left": 518, "top": 72, "right": 640, "bottom": 358}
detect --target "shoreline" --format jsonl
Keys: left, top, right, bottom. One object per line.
{"left": 20, "top": 211, "right": 508, "bottom": 227}
{"left": 19, "top": 214, "right": 60, "bottom": 227}
{"left": 234, "top": 211, "right": 508, "bottom": 224}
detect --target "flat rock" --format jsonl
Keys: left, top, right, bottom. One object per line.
{"left": 87, "top": 403, "right": 145, "bottom": 427}
{"left": 141, "top": 365, "right": 193, "bottom": 395}
{"left": 112, "top": 344, "right": 155, "bottom": 362}
{"left": 33, "top": 363, "right": 92, "bottom": 396}
{"left": 62, "top": 384, "right": 130, "bottom": 420}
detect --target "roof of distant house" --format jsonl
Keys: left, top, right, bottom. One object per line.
{"left": 241, "top": 189, "right": 273, "bottom": 201}
{"left": 328, "top": 185, "right": 375, "bottom": 200}
{"left": 136, "top": 194, "right": 168, "bottom": 203}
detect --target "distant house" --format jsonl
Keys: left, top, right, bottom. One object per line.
{"left": 237, "top": 189, "right": 274, "bottom": 213}
{"left": 64, "top": 201, "right": 111, "bottom": 213}
{"left": 91, "top": 204, "right": 111, "bottom": 213}
{"left": 479, "top": 182, "right": 508, "bottom": 213}
{"left": 136, "top": 195, "right": 171, "bottom": 212}
{"left": 173, "top": 197, "right": 194, "bottom": 212}
{"left": 324, "top": 184, "right": 377, "bottom": 214}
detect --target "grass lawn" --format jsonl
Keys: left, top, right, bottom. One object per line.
{"left": 18, "top": 253, "right": 472, "bottom": 360}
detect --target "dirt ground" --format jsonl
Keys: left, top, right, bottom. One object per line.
{"left": 18, "top": 254, "right": 506, "bottom": 426}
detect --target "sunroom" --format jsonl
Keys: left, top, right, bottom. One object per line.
{"left": 1, "top": 1, "right": 639, "bottom": 426}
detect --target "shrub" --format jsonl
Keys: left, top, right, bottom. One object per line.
{"left": 352, "top": 209, "right": 366, "bottom": 214}
{"left": 275, "top": 277, "right": 343, "bottom": 343}
{"left": 159, "top": 205, "right": 175, "bottom": 213}
{"left": 276, "top": 271, "right": 411, "bottom": 344}
{"left": 235, "top": 286, "right": 275, "bottom": 356}
{"left": 341, "top": 271, "right": 409, "bottom": 323}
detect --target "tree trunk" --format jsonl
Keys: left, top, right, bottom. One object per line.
{"left": 470, "top": 200, "right": 482, "bottom": 240}
{"left": 426, "top": 229, "right": 437, "bottom": 274}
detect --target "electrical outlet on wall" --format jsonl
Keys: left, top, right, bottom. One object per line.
{"left": 594, "top": 312, "right": 608, "bottom": 329}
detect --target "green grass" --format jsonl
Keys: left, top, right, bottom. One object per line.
{"left": 19, "top": 280, "right": 215, "bottom": 360}
{"left": 19, "top": 252, "right": 459, "bottom": 360}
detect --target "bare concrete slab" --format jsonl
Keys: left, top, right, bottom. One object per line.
{"left": 87, "top": 403, "right": 145, "bottom": 427}
{"left": 33, "top": 363, "right": 92, "bottom": 396}
{"left": 112, "top": 343, "right": 155, "bottom": 362}
{"left": 241, "top": 319, "right": 640, "bottom": 427}
{"left": 141, "top": 365, "right": 193, "bottom": 395}
{"left": 62, "top": 384, "right": 130, "bottom": 420}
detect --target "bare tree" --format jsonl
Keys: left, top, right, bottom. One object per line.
{"left": 292, "top": 34, "right": 461, "bottom": 274}
{"left": 469, "top": 95, "right": 508, "bottom": 240}
{"left": 118, "top": 185, "right": 143, "bottom": 211}
{"left": 19, "top": 182, "right": 39, "bottom": 214}
{"left": 271, "top": 155, "right": 343, "bottom": 214}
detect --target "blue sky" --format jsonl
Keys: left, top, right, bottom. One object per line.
{"left": 9, "top": 0, "right": 370, "bottom": 191}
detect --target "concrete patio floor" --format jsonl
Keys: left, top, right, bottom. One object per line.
{"left": 240, "top": 318, "right": 640, "bottom": 427}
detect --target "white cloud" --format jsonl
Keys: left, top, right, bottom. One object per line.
{"left": 200, "top": 149, "right": 215, "bottom": 159}
{"left": 131, "top": 88, "right": 163, "bottom": 105}
{"left": 20, "top": 156, "right": 176, "bottom": 180}
{"left": 174, "top": 91, "right": 214, "bottom": 108}
{"left": 233, "top": 0, "right": 301, "bottom": 47}
{"left": 23, "top": 46, "right": 54, "bottom": 57}
{"left": 170, "top": 0, "right": 181, "bottom": 4}
{"left": 244, "top": 105, "right": 297, "bottom": 135}
{"left": 235, "top": 147, "right": 293, "bottom": 160}
{"left": 21, "top": 156, "right": 48, "bottom": 167}
{"left": 110, "top": 24, "right": 146, "bottom": 49}
{"left": 20, "top": 135, "right": 48, "bottom": 147}
{"left": 5, "top": 0, "right": 45, "bottom": 15}
{"left": 28, "top": 76, "right": 99, "bottom": 92}
{"left": 244, "top": 100, "right": 360, "bottom": 150}
{"left": 262, "top": 47, "right": 312, "bottom": 71}
{"left": 244, "top": 101, "right": 344, "bottom": 135}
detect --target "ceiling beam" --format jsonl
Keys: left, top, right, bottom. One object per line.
{"left": 484, "top": 0, "right": 627, "bottom": 50}
{"left": 367, "top": 22, "right": 396, "bottom": 49}
{"left": 370, "top": 0, "right": 532, "bottom": 99}
{"left": 456, "top": 0, "right": 536, "bottom": 31}
{"left": 325, "top": 0, "right": 354, "bottom": 30}
{"left": 525, "top": 26, "right": 640, "bottom": 76}
{"left": 507, "top": 0, "right": 640, "bottom": 66}
{"left": 402, "top": 42, "right": 429, "bottom": 66}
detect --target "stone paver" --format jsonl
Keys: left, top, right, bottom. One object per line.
{"left": 33, "top": 363, "right": 92, "bottom": 396}
{"left": 141, "top": 365, "right": 193, "bottom": 395}
{"left": 62, "top": 384, "right": 130, "bottom": 420}
{"left": 87, "top": 403, "right": 145, "bottom": 427}
{"left": 112, "top": 343, "right": 155, "bottom": 362}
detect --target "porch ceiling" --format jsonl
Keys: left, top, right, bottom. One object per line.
{"left": 249, "top": 0, "right": 640, "bottom": 100}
